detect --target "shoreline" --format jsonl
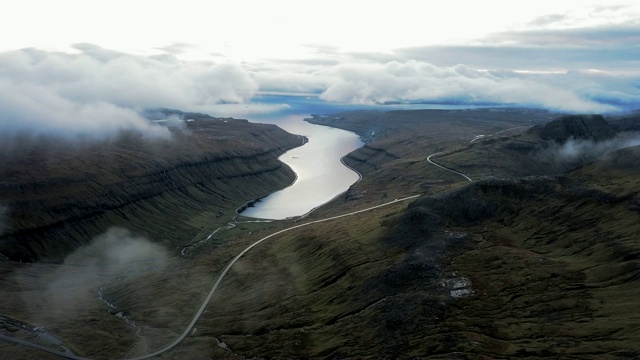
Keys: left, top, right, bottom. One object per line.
{"left": 234, "top": 135, "right": 307, "bottom": 216}
{"left": 237, "top": 115, "right": 363, "bottom": 220}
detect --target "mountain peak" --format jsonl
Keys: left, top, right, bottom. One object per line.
{"left": 538, "top": 114, "right": 616, "bottom": 143}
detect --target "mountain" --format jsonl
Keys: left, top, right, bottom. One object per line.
{"left": 1, "top": 109, "right": 639, "bottom": 359}
{"left": 607, "top": 110, "right": 640, "bottom": 132}
{"left": 536, "top": 114, "right": 616, "bottom": 142}
{"left": 0, "top": 113, "right": 302, "bottom": 262}
{"left": 244, "top": 109, "right": 638, "bottom": 358}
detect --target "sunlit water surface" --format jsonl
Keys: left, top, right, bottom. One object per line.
{"left": 234, "top": 96, "right": 506, "bottom": 219}
{"left": 239, "top": 114, "right": 363, "bottom": 219}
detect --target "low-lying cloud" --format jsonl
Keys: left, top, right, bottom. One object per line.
{"left": 317, "top": 61, "right": 619, "bottom": 112}
{"left": 0, "top": 45, "right": 257, "bottom": 139}
{"left": 2, "top": 40, "right": 639, "bottom": 140}
{"left": 555, "top": 133, "right": 640, "bottom": 161}
{"left": 39, "top": 227, "right": 168, "bottom": 319}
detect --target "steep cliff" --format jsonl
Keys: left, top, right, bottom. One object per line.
{"left": 0, "top": 115, "right": 302, "bottom": 262}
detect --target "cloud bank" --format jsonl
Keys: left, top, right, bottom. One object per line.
{"left": 315, "top": 20, "right": 640, "bottom": 111}
{"left": 251, "top": 21, "right": 640, "bottom": 113}
{"left": 321, "top": 60, "right": 640, "bottom": 112}
{"left": 0, "top": 44, "right": 258, "bottom": 139}
{"left": 3, "top": 21, "right": 640, "bottom": 140}
{"left": 556, "top": 133, "right": 640, "bottom": 161}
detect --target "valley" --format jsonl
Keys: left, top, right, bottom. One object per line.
{"left": 1, "top": 108, "right": 639, "bottom": 359}
{"left": 0, "top": 111, "right": 302, "bottom": 263}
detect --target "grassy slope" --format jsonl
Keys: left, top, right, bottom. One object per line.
{"left": 0, "top": 115, "right": 302, "bottom": 358}
{"left": 308, "top": 108, "right": 558, "bottom": 200}
{"left": 190, "top": 111, "right": 639, "bottom": 359}
{"left": 2, "top": 109, "right": 639, "bottom": 359}
{"left": 426, "top": 173, "right": 639, "bottom": 358}
{"left": 0, "top": 116, "right": 302, "bottom": 262}
{"left": 189, "top": 173, "right": 638, "bottom": 359}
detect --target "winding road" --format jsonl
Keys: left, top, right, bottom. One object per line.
{"left": 470, "top": 125, "right": 530, "bottom": 143}
{"left": 426, "top": 152, "right": 473, "bottom": 182}
{"left": 0, "top": 195, "right": 420, "bottom": 360}
{"left": 4, "top": 137, "right": 477, "bottom": 358}
{"left": 429, "top": 125, "right": 532, "bottom": 181}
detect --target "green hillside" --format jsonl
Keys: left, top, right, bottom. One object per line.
{"left": 2, "top": 109, "right": 639, "bottom": 359}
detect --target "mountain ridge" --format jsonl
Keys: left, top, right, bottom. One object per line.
{"left": 0, "top": 115, "right": 302, "bottom": 262}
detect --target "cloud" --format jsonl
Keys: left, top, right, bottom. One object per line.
{"left": 39, "top": 227, "right": 168, "bottom": 320}
{"left": 317, "top": 61, "right": 620, "bottom": 112}
{"left": 0, "top": 81, "right": 170, "bottom": 139}
{"left": 243, "top": 20, "right": 640, "bottom": 113}
{"left": 397, "top": 42, "right": 640, "bottom": 73}
{"left": 491, "top": 26, "right": 640, "bottom": 48}
{"left": 0, "top": 45, "right": 258, "bottom": 139}
{"left": 555, "top": 133, "right": 640, "bottom": 162}
{"left": 62, "top": 227, "right": 168, "bottom": 271}
{"left": 527, "top": 14, "right": 569, "bottom": 27}
{"left": 251, "top": 67, "right": 329, "bottom": 95}
{"left": 3, "top": 31, "right": 640, "bottom": 133}
{"left": 156, "top": 42, "right": 196, "bottom": 55}
{"left": 392, "top": 19, "right": 640, "bottom": 73}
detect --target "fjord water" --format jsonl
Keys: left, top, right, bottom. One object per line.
{"left": 235, "top": 94, "right": 498, "bottom": 219}
{"left": 240, "top": 114, "right": 363, "bottom": 219}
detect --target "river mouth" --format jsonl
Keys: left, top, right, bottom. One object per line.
{"left": 239, "top": 114, "right": 363, "bottom": 220}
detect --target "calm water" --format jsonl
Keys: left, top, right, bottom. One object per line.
{"left": 239, "top": 114, "right": 363, "bottom": 219}
{"left": 234, "top": 96, "right": 505, "bottom": 219}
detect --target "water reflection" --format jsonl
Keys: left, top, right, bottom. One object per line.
{"left": 240, "top": 114, "right": 363, "bottom": 219}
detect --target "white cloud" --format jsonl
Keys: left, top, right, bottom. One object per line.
{"left": 2, "top": 39, "right": 639, "bottom": 134}
{"left": 39, "top": 227, "right": 168, "bottom": 320}
{"left": 553, "top": 133, "right": 640, "bottom": 161}
{"left": 0, "top": 45, "right": 258, "bottom": 139}
{"left": 317, "top": 61, "right": 618, "bottom": 112}
{"left": 521, "top": 3, "right": 640, "bottom": 30}
{"left": 0, "top": 79, "right": 170, "bottom": 138}
{"left": 251, "top": 70, "right": 328, "bottom": 95}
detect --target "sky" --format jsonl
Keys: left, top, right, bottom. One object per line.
{"left": 1, "top": 0, "right": 640, "bottom": 137}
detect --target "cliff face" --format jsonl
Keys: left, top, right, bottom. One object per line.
{"left": 0, "top": 116, "right": 302, "bottom": 262}
{"left": 538, "top": 114, "right": 616, "bottom": 142}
